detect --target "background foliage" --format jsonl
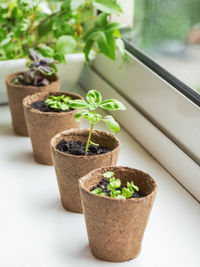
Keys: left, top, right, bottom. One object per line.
{"left": 0, "top": 0, "right": 124, "bottom": 62}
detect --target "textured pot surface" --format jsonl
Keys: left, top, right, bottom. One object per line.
{"left": 6, "top": 72, "right": 60, "bottom": 136}
{"left": 23, "top": 91, "right": 82, "bottom": 165}
{"left": 51, "top": 128, "right": 120, "bottom": 213}
{"left": 79, "top": 166, "right": 157, "bottom": 262}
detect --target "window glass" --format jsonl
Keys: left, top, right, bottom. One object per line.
{"left": 123, "top": 0, "right": 200, "bottom": 95}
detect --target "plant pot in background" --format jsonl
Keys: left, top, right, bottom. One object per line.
{"left": 79, "top": 166, "right": 157, "bottom": 262}
{"left": 23, "top": 91, "right": 82, "bottom": 165}
{"left": 50, "top": 128, "right": 120, "bottom": 213}
{"left": 0, "top": 59, "right": 27, "bottom": 104}
{"left": 1, "top": 53, "right": 90, "bottom": 104}
{"left": 6, "top": 72, "right": 60, "bottom": 136}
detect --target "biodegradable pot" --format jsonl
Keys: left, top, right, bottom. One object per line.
{"left": 23, "top": 91, "right": 82, "bottom": 165}
{"left": 51, "top": 128, "right": 120, "bottom": 213}
{"left": 79, "top": 166, "right": 157, "bottom": 262}
{"left": 6, "top": 72, "right": 60, "bottom": 136}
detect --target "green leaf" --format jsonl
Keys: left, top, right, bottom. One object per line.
{"left": 110, "top": 189, "right": 121, "bottom": 198}
{"left": 69, "top": 99, "right": 88, "bottom": 109}
{"left": 60, "top": 103, "right": 69, "bottom": 111}
{"left": 97, "top": 31, "right": 116, "bottom": 60}
{"left": 107, "top": 183, "right": 115, "bottom": 191}
{"left": 127, "top": 181, "right": 139, "bottom": 192}
{"left": 39, "top": 45, "right": 54, "bottom": 58}
{"left": 103, "top": 171, "right": 115, "bottom": 178}
{"left": 74, "top": 110, "right": 89, "bottom": 121}
{"left": 121, "top": 187, "right": 133, "bottom": 198}
{"left": 89, "top": 113, "right": 103, "bottom": 123}
{"left": 103, "top": 115, "right": 120, "bottom": 134}
{"left": 83, "top": 39, "right": 94, "bottom": 62}
{"left": 91, "top": 187, "right": 102, "bottom": 194}
{"left": 86, "top": 90, "right": 102, "bottom": 105}
{"left": 100, "top": 99, "right": 126, "bottom": 110}
{"left": 56, "top": 35, "right": 76, "bottom": 55}
{"left": 95, "top": 13, "right": 108, "bottom": 28}
{"left": 106, "top": 22, "right": 123, "bottom": 32}
{"left": 110, "top": 178, "right": 121, "bottom": 189}
{"left": 93, "top": 0, "right": 122, "bottom": 15}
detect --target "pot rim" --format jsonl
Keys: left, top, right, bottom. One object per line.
{"left": 6, "top": 71, "right": 60, "bottom": 90}
{"left": 23, "top": 91, "right": 83, "bottom": 116}
{"left": 51, "top": 128, "right": 121, "bottom": 159}
{"left": 79, "top": 166, "right": 157, "bottom": 202}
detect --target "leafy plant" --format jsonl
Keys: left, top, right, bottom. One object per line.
{"left": 45, "top": 95, "right": 72, "bottom": 111}
{"left": 0, "top": 0, "right": 125, "bottom": 63}
{"left": 69, "top": 89, "right": 126, "bottom": 155}
{"left": 91, "top": 171, "right": 140, "bottom": 199}
{"left": 12, "top": 50, "right": 57, "bottom": 86}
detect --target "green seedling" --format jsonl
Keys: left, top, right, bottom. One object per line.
{"left": 91, "top": 171, "right": 140, "bottom": 199}
{"left": 91, "top": 187, "right": 106, "bottom": 196}
{"left": 69, "top": 90, "right": 126, "bottom": 156}
{"left": 45, "top": 95, "right": 71, "bottom": 111}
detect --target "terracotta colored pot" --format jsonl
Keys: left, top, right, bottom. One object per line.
{"left": 6, "top": 72, "right": 60, "bottom": 136}
{"left": 50, "top": 129, "right": 120, "bottom": 213}
{"left": 23, "top": 91, "right": 82, "bottom": 165}
{"left": 79, "top": 166, "right": 157, "bottom": 262}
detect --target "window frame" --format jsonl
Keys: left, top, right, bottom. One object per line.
{"left": 123, "top": 37, "right": 200, "bottom": 107}
{"left": 79, "top": 45, "right": 200, "bottom": 201}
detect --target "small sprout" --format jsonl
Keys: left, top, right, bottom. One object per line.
{"left": 127, "top": 181, "right": 139, "bottom": 192}
{"left": 91, "top": 187, "right": 102, "bottom": 194}
{"left": 110, "top": 189, "right": 121, "bottom": 198}
{"left": 45, "top": 95, "right": 72, "bottom": 111}
{"left": 121, "top": 187, "right": 133, "bottom": 199}
{"left": 69, "top": 90, "right": 126, "bottom": 155}
{"left": 108, "top": 178, "right": 121, "bottom": 189}
{"left": 103, "top": 171, "right": 115, "bottom": 179}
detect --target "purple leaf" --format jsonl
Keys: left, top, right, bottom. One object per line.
{"left": 29, "top": 50, "right": 40, "bottom": 61}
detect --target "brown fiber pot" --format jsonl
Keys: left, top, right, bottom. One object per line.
{"left": 50, "top": 128, "right": 120, "bottom": 213}
{"left": 23, "top": 91, "right": 82, "bottom": 165}
{"left": 79, "top": 166, "right": 157, "bottom": 262}
{"left": 6, "top": 72, "right": 60, "bottom": 136}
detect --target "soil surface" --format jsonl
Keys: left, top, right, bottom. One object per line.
{"left": 30, "top": 100, "right": 74, "bottom": 113}
{"left": 91, "top": 178, "right": 145, "bottom": 198}
{"left": 56, "top": 140, "right": 111, "bottom": 156}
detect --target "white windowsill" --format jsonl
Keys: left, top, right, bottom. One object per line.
{"left": 0, "top": 99, "right": 199, "bottom": 267}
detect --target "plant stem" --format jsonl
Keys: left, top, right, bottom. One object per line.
{"left": 85, "top": 122, "right": 94, "bottom": 156}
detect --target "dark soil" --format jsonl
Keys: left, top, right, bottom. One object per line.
{"left": 30, "top": 100, "right": 74, "bottom": 113}
{"left": 56, "top": 140, "right": 111, "bottom": 156}
{"left": 91, "top": 178, "right": 145, "bottom": 198}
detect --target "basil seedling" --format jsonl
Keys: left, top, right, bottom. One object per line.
{"left": 45, "top": 95, "right": 71, "bottom": 111}
{"left": 69, "top": 90, "right": 126, "bottom": 155}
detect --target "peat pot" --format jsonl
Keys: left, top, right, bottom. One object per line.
{"left": 79, "top": 166, "right": 157, "bottom": 262}
{"left": 23, "top": 91, "right": 82, "bottom": 165}
{"left": 6, "top": 72, "right": 60, "bottom": 136}
{"left": 51, "top": 128, "right": 121, "bottom": 213}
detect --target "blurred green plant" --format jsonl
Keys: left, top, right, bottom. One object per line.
{"left": 0, "top": 0, "right": 125, "bottom": 63}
